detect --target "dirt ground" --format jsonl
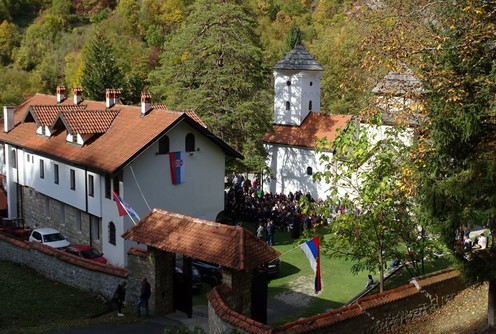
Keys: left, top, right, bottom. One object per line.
{"left": 387, "top": 282, "right": 496, "bottom": 334}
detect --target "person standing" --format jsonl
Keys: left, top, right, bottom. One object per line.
{"left": 113, "top": 281, "right": 127, "bottom": 317}
{"left": 136, "top": 277, "right": 151, "bottom": 317}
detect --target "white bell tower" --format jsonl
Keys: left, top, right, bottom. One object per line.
{"left": 273, "top": 44, "right": 323, "bottom": 126}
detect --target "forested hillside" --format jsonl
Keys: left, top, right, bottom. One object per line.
{"left": 0, "top": 0, "right": 382, "bottom": 169}
{"left": 0, "top": 0, "right": 492, "bottom": 171}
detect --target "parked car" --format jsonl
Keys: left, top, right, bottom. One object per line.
{"left": 192, "top": 260, "right": 223, "bottom": 286}
{"left": 0, "top": 218, "right": 31, "bottom": 240}
{"left": 65, "top": 244, "right": 108, "bottom": 264}
{"left": 175, "top": 264, "right": 203, "bottom": 292}
{"left": 28, "top": 227, "right": 70, "bottom": 250}
{"left": 267, "top": 258, "right": 281, "bottom": 277}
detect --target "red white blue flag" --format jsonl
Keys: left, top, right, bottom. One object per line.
{"left": 300, "top": 236, "right": 322, "bottom": 294}
{"left": 169, "top": 151, "right": 185, "bottom": 185}
{"left": 112, "top": 191, "right": 140, "bottom": 223}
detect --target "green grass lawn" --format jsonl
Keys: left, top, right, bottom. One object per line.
{"left": 266, "top": 227, "right": 454, "bottom": 321}
{"left": 0, "top": 262, "right": 137, "bottom": 334}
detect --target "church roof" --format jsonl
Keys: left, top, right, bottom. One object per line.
{"left": 122, "top": 209, "right": 281, "bottom": 271}
{"left": 372, "top": 65, "right": 426, "bottom": 96}
{"left": 273, "top": 45, "right": 324, "bottom": 71}
{"left": 262, "top": 113, "right": 352, "bottom": 149}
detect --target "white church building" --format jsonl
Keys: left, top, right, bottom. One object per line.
{"left": 262, "top": 45, "right": 423, "bottom": 201}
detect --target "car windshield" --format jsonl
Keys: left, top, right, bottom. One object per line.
{"left": 43, "top": 233, "right": 65, "bottom": 242}
{"left": 80, "top": 248, "right": 102, "bottom": 259}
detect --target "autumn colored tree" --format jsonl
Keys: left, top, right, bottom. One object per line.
{"left": 310, "top": 112, "right": 424, "bottom": 292}
{"left": 149, "top": 0, "right": 272, "bottom": 171}
{"left": 415, "top": 0, "right": 496, "bottom": 327}
{"left": 0, "top": 20, "right": 20, "bottom": 65}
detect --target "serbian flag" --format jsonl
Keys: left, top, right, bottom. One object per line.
{"left": 169, "top": 151, "right": 185, "bottom": 185}
{"left": 112, "top": 191, "right": 140, "bottom": 223}
{"left": 300, "top": 236, "right": 322, "bottom": 294}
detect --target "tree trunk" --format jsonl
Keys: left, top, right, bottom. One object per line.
{"left": 489, "top": 279, "right": 496, "bottom": 327}
{"left": 378, "top": 249, "right": 384, "bottom": 293}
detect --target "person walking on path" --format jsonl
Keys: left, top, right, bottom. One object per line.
{"left": 113, "top": 281, "right": 127, "bottom": 317}
{"left": 136, "top": 277, "right": 151, "bottom": 317}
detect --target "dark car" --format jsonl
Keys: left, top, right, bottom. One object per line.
{"left": 175, "top": 265, "right": 203, "bottom": 292}
{"left": 192, "top": 260, "right": 223, "bottom": 286}
{"left": 65, "top": 244, "right": 108, "bottom": 264}
{"left": 267, "top": 258, "right": 280, "bottom": 276}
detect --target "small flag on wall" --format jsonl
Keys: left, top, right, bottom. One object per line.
{"left": 169, "top": 151, "right": 185, "bottom": 185}
{"left": 112, "top": 191, "right": 140, "bottom": 223}
{"left": 300, "top": 236, "right": 322, "bottom": 294}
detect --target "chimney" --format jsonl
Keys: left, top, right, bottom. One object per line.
{"left": 56, "top": 85, "right": 66, "bottom": 103}
{"left": 106, "top": 89, "right": 121, "bottom": 108}
{"left": 73, "top": 87, "right": 83, "bottom": 105}
{"left": 141, "top": 92, "right": 152, "bottom": 116}
{"left": 3, "top": 106, "right": 15, "bottom": 133}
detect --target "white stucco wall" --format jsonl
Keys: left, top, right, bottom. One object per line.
{"left": 264, "top": 144, "right": 333, "bottom": 200}
{"left": 273, "top": 70, "right": 321, "bottom": 126}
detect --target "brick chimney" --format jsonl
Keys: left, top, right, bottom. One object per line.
{"left": 106, "top": 89, "right": 121, "bottom": 108}
{"left": 56, "top": 85, "right": 66, "bottom": 103}
{"left": 141, "top": 92, "right": 152, "bottom": 116}
{"left": 3, "top": 106, "right": 15, "bottom": 133}
{"left": 73, "top": 87, "right": 83, "bottom": 105}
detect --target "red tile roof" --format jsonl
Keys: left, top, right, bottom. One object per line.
{"left": 25, "top": 104, "right": 87, "bottom": 126}
{"left": 262, "top": 113, "right": 353, "bottom": 148}
{"left": 57, "top": 110, "right": 119, "bottom": 134}
{"left": 122, "top": 209, "right": 281, "bottom": 270}
{"left": 0, "top": 93, "right": 242, "bottom": 173}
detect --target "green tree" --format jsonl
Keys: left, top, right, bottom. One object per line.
{"left": 311, "top": 113, "right": 422, "bottom": 292}
{"left": 80, "top": 30, "right": 124, "bottom": 101}
{"left": 286, "top": 23, "right": 302, "bottom": 50}
{"left": 149, "top": 0, "right": 272, "bottom": 171}
{"left": 0, "top": 65, "right": 41, "bottom": 106}
{"left": 0, "top": 20, "right": 20, "bottom": 65}
{"left": 416, "top": 0, "right": 496, "bottom": 327}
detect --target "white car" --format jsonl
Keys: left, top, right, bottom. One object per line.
{"left": 28, "top": 227, "right": 70, "bottom": 250}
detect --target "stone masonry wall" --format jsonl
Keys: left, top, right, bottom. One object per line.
{"left": 208, "top": 269, "right": 464, "bottom": 334}
{"left": 21, "top": 186, "right": 102, "bottom": 251}
{"left": 0, "top": 233, "right": 126, "bottom": 300}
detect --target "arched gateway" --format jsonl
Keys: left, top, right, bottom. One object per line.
{"left": 122, "top": 208, "right": 280, "bottom": 321}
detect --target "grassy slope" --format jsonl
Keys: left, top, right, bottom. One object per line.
{"left": 0, "top": 262, "right": 133, "bottom": 334}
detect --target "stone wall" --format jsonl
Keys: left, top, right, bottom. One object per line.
{"left": 208, "top": 268, "right": 464, "bottom": 334}
{"left": 21, "top": 186, "right": 102, "bottom": 251}
{"left": 0, "top": 233, "right": 125, "bottom": 300}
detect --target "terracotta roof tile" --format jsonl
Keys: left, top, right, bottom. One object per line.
{"left": 122, "top": 209, "right": 281, "bottom": 270}
{"left": 0, "top": 93, "right": 242, "bottom": 173}
{"left": 262, "top": 113, "right": 352, "bottom": 148}
{"left": 27, "top": 104, "right": 87, "bottom": 126}
{"left": 57, "top": 110, "right": 119, "bottom": 134}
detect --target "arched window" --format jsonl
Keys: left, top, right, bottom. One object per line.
{"left": 108, "top": 221, "right": 116, "bottom": 245}
{"left": 286, "top": 80, "right": 291, "bottom": 86}
{"left": 185, "top": 133, "right": 195, "bottom": 152}
{"left": 286, "top": 101, "right": 290, "bottom": 111}
{"left": 158, "top": 136, "right": 169, "bottom": 154}
{"left": 306, "top": 167, "right": 313, "bottom": 175}
{"left": 309, "top": 100, "right": 313, "bottom": 111}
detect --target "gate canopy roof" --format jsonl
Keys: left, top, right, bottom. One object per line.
{"left": 122, "top": 209, "right": 281, "bottom": 271}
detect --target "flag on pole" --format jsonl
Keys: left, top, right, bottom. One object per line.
{"left": 300, "top": 236, "right": 322, "bottom": 294}
{"left": 169, "top": 151, "right": 185, "bottom": 185}
{"left": 112, "top": 191, "right": 140, "bottom": 223}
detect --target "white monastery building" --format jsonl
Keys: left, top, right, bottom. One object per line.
{"left": 0, "top": 87, "right": 242, "bottom": 265}
{"left": 263, "top": 46, "right": 423, "bottom": 201}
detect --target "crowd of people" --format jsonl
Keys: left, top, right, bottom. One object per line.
{"left": 224, "top": 173, "right": 336, "bottom": 241}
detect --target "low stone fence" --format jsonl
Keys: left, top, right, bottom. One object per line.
{"left": 208, "top": 268, "right": 464, "bottom": 334}
{"left": 0, "top": 233, "right": 127, "bottom": 300}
